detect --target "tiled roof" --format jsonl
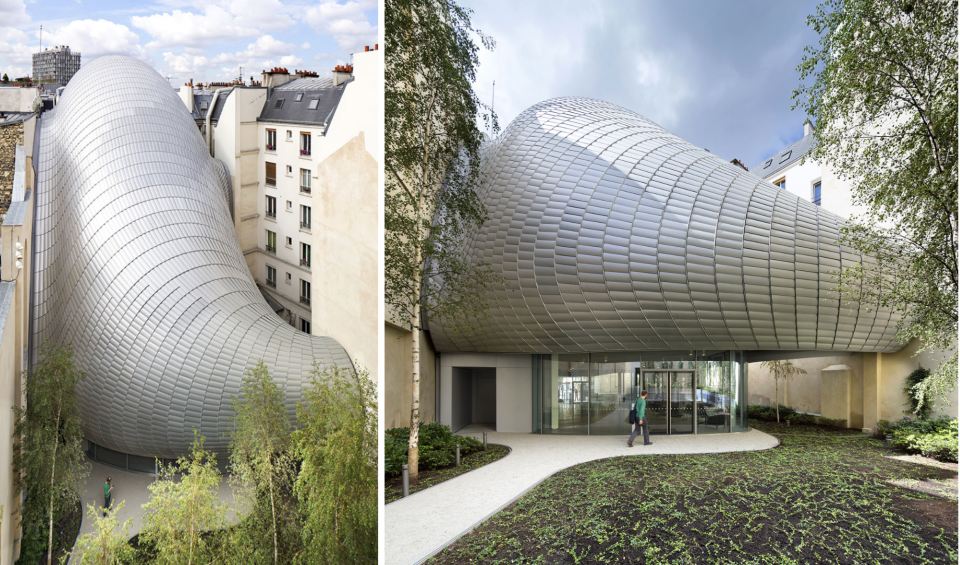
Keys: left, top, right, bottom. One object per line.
{"left": 752, "top": 133, "right": 815, "bottom": 179}
{"left": 275, "top": 77, "right": 335, "bottom": 90}
{"left": 259, "top": 81, "right": 348, "bottom": 126}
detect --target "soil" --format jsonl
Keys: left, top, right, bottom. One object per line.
{"left": 386, "top": 445, "right": 510, "bottom": 504}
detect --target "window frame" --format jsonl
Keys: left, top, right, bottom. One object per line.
{"left": 300, "top": 279, "right": 311, "bottom": 305}
{"left": 266, "top": 129, "right": 276, "bottom": 151}
{"left": 812, "top": 180, "right": 822, "bottom": 206}
{"left": 300, "top": 132, "right": 311, "bottom": 156}
{"left": 300, "top": 242, "right": 311, "bottom": 267}
{"left": 300, "top": 169, "right": 312, "bottom": 194}
{"left": 300, "top": 204, "right": 311, "bottom": 229}
{"left": 266, "top": 195, "right": 277, "bottom": 218}
{"left": 265, "top": 162, "right": 276, "bottom": 186}
{"left": 266, "top": 265, "right": 277, "bottom": 287}
{"left": 266, "top": 230, "right": 277, "bottom": 253}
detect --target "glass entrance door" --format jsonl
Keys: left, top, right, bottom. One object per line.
{"left": 639, "top": 370, "right": 695, "bottom": 434}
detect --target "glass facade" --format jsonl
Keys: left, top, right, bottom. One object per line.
{"left": 533, "top": 351, "right": 748, "bottom": 435}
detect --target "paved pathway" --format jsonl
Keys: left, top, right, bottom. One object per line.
{"left": 384, "top": 428, "right": 779, "bottom": 565}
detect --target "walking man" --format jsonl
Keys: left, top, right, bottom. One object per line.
{"left": 627, "top": 389, "right": 652, "bottom": 447}
{"left": 104, "top": 477, "right": 113, "bottom": 516}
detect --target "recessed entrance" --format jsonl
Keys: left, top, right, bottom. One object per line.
{"left": 451, "top": 367, "right": 496, "bottom": 433}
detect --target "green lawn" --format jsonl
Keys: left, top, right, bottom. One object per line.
{"left": 428, "top": 421, "right": 958, "bottom": 564}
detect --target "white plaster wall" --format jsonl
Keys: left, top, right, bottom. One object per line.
{"left": 439, "top": 353, "right": 533, "bottom": 434}
{"left": 0, "top": 87, "right": 38, "bottom": 112}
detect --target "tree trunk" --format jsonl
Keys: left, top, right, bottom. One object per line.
{"left": 47, "top": 402, "right": 62, "bottom": 565}
{"left": 775, "top": 371, "right": 780, "bottom": 423}
{"left": 408, "top": 300, "right": 421, "bottom": 484}
{"left": 269, "top": 466, "right": 278, "bottom": 565}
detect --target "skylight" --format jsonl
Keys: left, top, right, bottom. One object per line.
{"left": 295, "top": 93, "right": 303, "bottom": 102}
{"left": 779, "top": 150, "right": 792, "bottom": 164}
{"left": 275, "top": 99, "right": 284, "bottom": 109}
{"left": 308, "top": 99, "right": 319, "bottom": 110}
{"left": 763, "top": 159, "right": 772, "bottom": 169}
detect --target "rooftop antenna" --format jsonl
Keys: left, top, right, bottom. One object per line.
{"left": 239, "top": 65, "right": 243, "bottom": 85}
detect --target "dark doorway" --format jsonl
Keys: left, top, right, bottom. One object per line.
{"left": 451, "top": 367, "right": 496, "bottom": 432}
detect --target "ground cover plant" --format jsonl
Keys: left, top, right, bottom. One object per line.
{"left": 385, "top": 445, "right": 509, "bottom": 504}
{"left": 385, "top": 423, "right": 485, "bottom": 477}
{"left": 430, "top": 422, "right": 958, "bottom": 564}
{"left": 888, "top": 417, "right": 958, "bottom": 463}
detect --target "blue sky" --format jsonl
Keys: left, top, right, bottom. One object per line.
{"left": 461, "top": 0, "right": 823, "bottom": 168}
{"left": 0, "top": 0, "right": 379, "bottom": 86}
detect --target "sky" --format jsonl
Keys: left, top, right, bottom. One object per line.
{"left": 0, "top": 0, "right": 379, "bottom": 87}
{"left": 460, "top": 0, "right": 822, "bottom": 168}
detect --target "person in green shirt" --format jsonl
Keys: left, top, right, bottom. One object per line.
{"left": 103, "top": 477, "right": 113, "bottom": 517}
{"left": 627, "top": 389, "right": 652, "bottom": 447}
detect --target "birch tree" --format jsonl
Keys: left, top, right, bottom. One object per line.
{"left": 12, "top": 342, "right": 89, "bottom": 565}
{"left": 294, "top": 364, "right": 377, "bottom": 564}
{"left": 228, "top": 361, "right": 293, "bottom": 565}
{"left": 68, "top": 501, "right": 135, "bottom": 565}
{"left": 759, "top": 360, "right": 808, "bottom": 423}
{"left": 793, "top": 0, "right": 958, "bottom": 410}
{"left": 140, "top": 433, "right": 226, "bottom": 565}
{"left": 385, "top": 0, "right": 500, "bottom": 483}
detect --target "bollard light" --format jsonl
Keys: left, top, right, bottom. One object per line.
{"left": 483, "top": 431, "right": 488, "bottom": 450}
{"left": 456, "top": 443, "right": 460, "bottom": 467}
{"left": 401, "top": 464, "right": 409, "bottom": 497}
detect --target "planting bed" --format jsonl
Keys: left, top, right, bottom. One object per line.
{"left": 429, "top": 423, "right": 958, "bottom": 564}
{"left": 386, "top": 445, "right": 510, "bottom": 504}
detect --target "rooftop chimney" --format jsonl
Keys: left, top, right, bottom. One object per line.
{"left": 803, "top": 118, "right": 814, "bottom": 137}
{"left": 332, "top": 64, "right": 353, "bottom": 86}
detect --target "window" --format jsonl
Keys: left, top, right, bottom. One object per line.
{"left": 300, "top": 169, "right": 311, "bottom": 194}
{"left": 778, "top": 150, "right": 792, "bottom": 164}
{"left": 285, "top": 272, "right": 292, "bottom": 283}
{"left": 266, "top": 265, "right": 276, "bottom": 287}
{"left": 300, "top": 242, "right": 311, "bottom": 267}
{"left": 813, "top": 181, "right": 822, "bottom": 206}
{"left": 265, "top": 162, "right": 276, "bottom": 186}
{"left": 266, "top": 195, "right": 277, "bottom": 219}
{"left": 266, "top": 230, "right": 276, "bottom": 253}
{"left": 286, "top": 200, "right": 293, "bottom": 211}
{"left": 300, "top": 205, "right": 311, "bottom": 229}
{"left": 266, "top": 129, "right": 276, "bottom": 151}
{"left": 773, "top": 178, "right": 786, "bottom": 190}
{"left": 763, "top": 159, "right": 773, "bottom": 169}
{"left": 300, "top": 132, "right": 311, "bottom": 156}
{"left": 308, "top": 99, "right": 319, "bottom": 110}
{"left": 300, "top": 280, "right": 311, "bottom": 305}
{"left": 295, "top": 93, "right": 303, "bottom": 102}
{"left": 200, "top": 101, "right": 208, "bottom": 111}
{"left": 286, "top": 236, "right": 293, "bottom": 247}
{"left": 286, "top": 130, "right": 292, "bottom": 140}
{"left": 300, "top": 318, "right": 311, "bottom": 334}
{"left": 275, "top": 99, "right": 284, "bottom": 109}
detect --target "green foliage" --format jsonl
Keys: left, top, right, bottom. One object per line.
{"left": 294, "top": 364, "right": 376, "bottom": 565}
{"left": 384, "top": 422, "right": 483, "bottom": 476}
{"left": 758, "top": 360, "right": 807, "bottom": 422}
{"left": 1, "top": 73, "right": 7, "bottom": 83}
{"left": 139, "top": 433, "right": 226, "bottom": 565}
{"left": 67, "top": 501, "right": 135, "bottom": 565}
{"left": 903, "top": 367, "right": 933, "bottom": 418}
{"left": 789, "top": 413, "right": 817, "bottom": 426}
{"left": 384, "top": 0, "right": 502, "bottom": 335}
{"left": 794, "top": 0, "right": 958, "bottom": 411}
{"left": 818, "top": 417, "right": 848, "bottom": 429}
{"left": 13, "top": 342, "right": 90, "bottom": 565}
{"left": 890, "top": 417, "right": 958, "bottom": 462}
{"left": 228, "top": 361, "right": 294, "bottom": 565}
{"left": 874, "top": 419, "right": 892, "bottom": 439}
{"left": 747, "top": 404, "right": 796, "bottom": 422}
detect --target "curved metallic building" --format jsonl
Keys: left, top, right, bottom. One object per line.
{"left": 32, "top": 55, "right": 351, "bottom": 459}
{"left": 427, "top": 97, "right": 901, "bottom": 355}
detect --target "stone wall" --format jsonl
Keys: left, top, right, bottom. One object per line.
{"left": 0, "top": 123, "right": 24, "bottom": 217}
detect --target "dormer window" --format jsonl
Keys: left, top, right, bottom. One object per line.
{"left": 200, "top": 101, "right": 208, "bottom": 111}
{"left": 295, "top": 93, "right": 303, "bottom": 102}
{"left": 275, "top": 99, "right": 284, "bottom": 109}
{"left": 308, "top": 99, "right": 319, "bottom": 110}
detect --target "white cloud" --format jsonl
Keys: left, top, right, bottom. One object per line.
{"left": 635, "top": 55, "right": 661, "bottom": 87}
{"left": 44, "top": 19, "right": 147, "bottom": 60}
{"left": 132, "top": 0, "right": 294, "bottom": 49}
{"left": 313, "top": 52, "right": 335, "bottom": 60}
{"left": 300, "top": 42, "right": 310, "bottom": 50}
{"left": 304, "top": 0, "right": 377, "bottom": 54}
{"left": 279, "top": 55, "right": 301, "bottom": 66}
{"left": 0, "top": 0, "right": 28, "bottom": 26}
{"left": 242, "top": 35, "right": 297, "bottom": 59}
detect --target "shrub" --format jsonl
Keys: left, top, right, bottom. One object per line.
{"left": 903, "top": 367, "right": 933, "bottom": 419}
{"left": 890, "top": 417, "right": 958, "bottom": 462}
{"left": 874, "top": 419, "right": 892, "bottom": 439}
{"left": 789, "top": 413, "right": 817, "bottom": 426}
{"left": 817, "top": 417, "right": 847, "bottom": 429}
{"left": 384, "top": 423, "right": 484, "bottom": 476}
{"left": 747, "top": 404, "right": 797, "bottom": 422}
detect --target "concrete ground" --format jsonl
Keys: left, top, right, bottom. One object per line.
{"left": 384, "top": 428, "right": 779, "bottom": 565}
{"left": 71, "top": 458, "right": 239, "bottom": 558}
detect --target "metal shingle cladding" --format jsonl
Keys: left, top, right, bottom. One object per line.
{"left": 258, "top": 82, "right": 347, "bottom": 126}
{"left": 31, "top": 55, "right": 352, "bottom": 459}
{"left": 426, "top": 97, "right": 902, "bottom": 355}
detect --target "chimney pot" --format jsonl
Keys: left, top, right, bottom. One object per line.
{"left": 365, "top": 46, "right": 369, "bottom": 52}
{"left": 375, "top": 43, "right": 378, "bottom": 50}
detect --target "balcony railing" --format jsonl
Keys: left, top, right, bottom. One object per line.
{"left": 266, "top": 210, "right": 276, "bottom": 219}
{"left": 265, "top": 144, "right": 275, "bottom": 151}
{"left": 266, "top": 245, "right": 276, "bottom": 254}
{"left": 300, "top": 220, "right": 310, "bottom": 229}
{"left": 300, "top": 258, "right": 310, "bottom": 267}
{"left": 300, "top": 149, "right": 311, "bottom": 156}
{"left": 266, "top": 177, "right": 276, "bottom": 187}
{"left": 266, "top": 279, "right": 276, "bottom": 288}
{"left": 300, "top": 185, "right": 311, "bottom": 194}
{"left": 300, "top": 296, "right": 311, "bottom": 305}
